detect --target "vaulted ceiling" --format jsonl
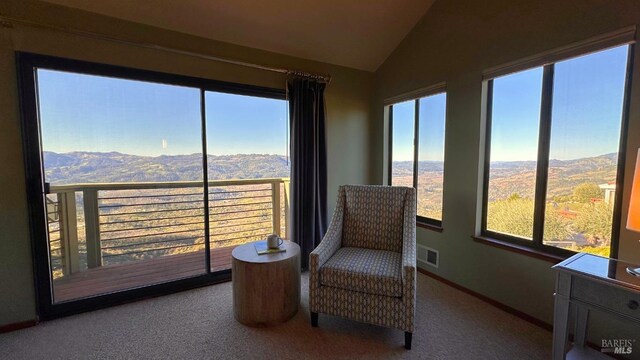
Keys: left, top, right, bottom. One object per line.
{"left": 40, "top": 0, "right": 435, "bottom": 71}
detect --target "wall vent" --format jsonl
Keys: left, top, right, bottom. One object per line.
{"left": 417, "top": 244, "right": 439, "bottom": 268}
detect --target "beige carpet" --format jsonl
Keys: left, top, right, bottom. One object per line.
{"left": 0, "top": 272, "right": 551, "bottom": 359}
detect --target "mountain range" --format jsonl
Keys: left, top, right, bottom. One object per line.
{"left": 392, "top": 152, "right": 618, "bottom": 201}
{"left": 44, "top": 151, "right": 618, "bottom": 202}
{"left": 44, "top": 151, "right": 290, "bottom": 184}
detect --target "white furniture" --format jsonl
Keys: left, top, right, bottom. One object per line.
{"left": 552, "top": 253, "right": 640, "bottom": 359}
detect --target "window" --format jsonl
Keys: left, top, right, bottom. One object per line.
{"left": 19, "top": 53, "right": 289, "bottom": 312}
{"left": 485, "top": 67, "right": 543, "bottom": 240}
{"left": 482, "top": 45, "right": 632, "bottom": 257}
{"left": 389, "top": 91, "right": 447, "bottom": 227}
{"left": 390, "top": 100, "right": 415, "bottom": 188}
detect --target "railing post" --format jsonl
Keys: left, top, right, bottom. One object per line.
{"left": 84, "top": 189, "right": 102, "bottom": 268}
{"left": 58, "top": 191, "right": 80, "bottom": 274}
{"left": 283, "top": 179, "right": 290, "bottom": 240}
{"left": 271, "top": 182, "right": 281, "bottom": 236}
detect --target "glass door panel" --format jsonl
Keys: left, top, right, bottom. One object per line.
{"left": 37, "top": 69, "right": 206, "bottom": 302}
{"left": 205, "top": 91, "right": 289, "bottom": 271}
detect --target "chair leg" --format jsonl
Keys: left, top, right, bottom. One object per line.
{"left": 311, "top": 312, "right": 318, "bottom": 327}
{"left": 405, "top": 332, "right": 412, "bottom": 350}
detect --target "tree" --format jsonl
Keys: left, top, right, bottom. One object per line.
{"left": 574, "top": 202, "right": 613, "bottom": 246}
{"left": 507, "top": 193, "right": 522, "bottom": 201}
{"left": 487, "top": 196, "right": 573, "bottom": 241}
{"left": 553, "top": 194, "right": 572, "bottom": 203}
{"left": 543, "top": 207, "right": 572, "bottom": 242}
{"left": 487, "top": 197, "right": 534, "bottom": 239}
{"left": 573, "top": 183, "right": 603, "bottom": 203}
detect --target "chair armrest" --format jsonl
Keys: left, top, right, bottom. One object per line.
{"left": 310, "top": 222, "right": 342, "bottom": 271}
{"left": 310, "top": 190, "right": 345, "bottom": 272}
{"left": 402, "top": 188, "right": 417, "bottom": 313}
{"left": 310, "top": 187, "right": 345, "bottom": 299}
{"left": 402, "top": 187, "right": 417, "bottom": 273}
{"left": 401, "top": 187, "right": 417, "bottom": 332}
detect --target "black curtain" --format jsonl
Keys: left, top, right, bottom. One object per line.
{"left": 288, "top": 78, "right": 327, "bottom": 270}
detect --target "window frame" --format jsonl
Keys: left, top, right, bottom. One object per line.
{"left": 480, "top": 44, "right": 635, "bottom": 259}
{"left": 387, "top": 90, "right": 447, "bottom": 230}
{"left": 17, "top": 52, "right": 287, "bottom": 320}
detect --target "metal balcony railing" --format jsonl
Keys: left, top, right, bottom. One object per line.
{"left": 46, "top": 178, "right": 290, "bottom": 278}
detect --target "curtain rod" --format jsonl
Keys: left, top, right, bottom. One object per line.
{"left": 0, "top": 14, "right": 332, "bottom": 83}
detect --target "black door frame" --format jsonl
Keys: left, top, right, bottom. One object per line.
{"left": 16, "top": 52, "right": 286, "bottom": 320}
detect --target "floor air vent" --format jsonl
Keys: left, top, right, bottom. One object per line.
{"left": 417, "top": 244, "right": 439, "bottom": 268}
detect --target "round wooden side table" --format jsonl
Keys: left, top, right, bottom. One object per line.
{"left": 232, "top": 240, "right": 301, "bottom": 327}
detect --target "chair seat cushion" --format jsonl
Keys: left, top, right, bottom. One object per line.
{"left": 320, "top": 247, "right": 402, "bottom": 297}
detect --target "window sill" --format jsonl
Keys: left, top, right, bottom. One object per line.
{"left": 471, "top": 235, "right": 566, "bottom": 264}
{"left": 417, "top": 221, "right": 443, "bottom": 233}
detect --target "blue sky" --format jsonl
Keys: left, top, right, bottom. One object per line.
{"left": 205, "top": 92, "right": 288, "bottom": 156}
{"left": 38, "top": 44, "right": 628, "bottom": 162}
{"left": 393, "top": 44, "right": 629, "bottom": 163}
{"left": 391, "top": 100, "right": 415, "bottom": 161}
{"left": 418, "top": 93, "right": 446, "bottom": 162}
{"left": 490, "top": 67, "right": 543, "bottom": 162}
{"left": 548, "top": 45, "right": 627, "bottom": 161}
{"left": 38, "top": 70, "right": 288, "bottom": 157}
{"left": 391, "top": 93, "right": 447, "bottom": 162}
{"left": 491, "top": 45, "right": 628, "bottom": 161}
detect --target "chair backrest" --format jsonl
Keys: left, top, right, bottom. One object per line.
{"left": 339, "top": 185, "right": 414, "bottom": 253}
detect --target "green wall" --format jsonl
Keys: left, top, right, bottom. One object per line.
{"left": 3, "top": 0, "right": 640, "bottom": 346}
{"left": 0, "top": 0, "right": 373, "bottom": 326}
{"left": 373, "top": 0, "right": 640, "bottom": 345}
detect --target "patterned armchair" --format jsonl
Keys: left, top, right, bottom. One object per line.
{"left": 309, "top": 185, "right": 417, "bottom": 349}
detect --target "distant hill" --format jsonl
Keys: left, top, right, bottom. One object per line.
{"left": 391, "top": 160, "right": 444, "bottom": 176}
{"left": 45, "top": 151, "right": 618, "bottom": 201}
{"left": 393, "top": 153, "right": 619, "bottom": 201}
{"left": 43, "top": 151, "right": 290, "bottom": 184}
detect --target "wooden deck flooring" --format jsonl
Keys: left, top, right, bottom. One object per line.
{"left": 53, "top": 246, "right": 235, "bottom": 302}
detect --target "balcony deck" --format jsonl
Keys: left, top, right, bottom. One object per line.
{"left": 52, "top": 245, "right": 235, "bottom": 302}
{"left": 46, "top": 178, "right": 289, "bottom": 303}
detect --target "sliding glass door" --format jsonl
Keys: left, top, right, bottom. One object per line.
{"left": 205, "top": 92, "right": 289, "bottom": 272}
{"left": 37, "top": 69, "right": 207, "bottom": 303}
{"left": 18, "top": 53, "right": 288, "bottom": 318}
